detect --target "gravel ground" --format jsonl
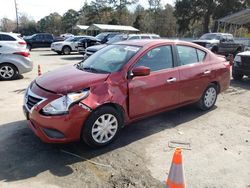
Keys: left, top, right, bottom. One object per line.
{"left": 0, "top": 49, "right": 249, "bottom": 188}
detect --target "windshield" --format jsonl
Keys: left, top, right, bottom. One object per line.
{"left": 77, "top": 44, "right": 141, "bottom": 73}
{"left": 65, "top": 37, "right": 82, "bottom": 42}
{"left": 107, "top": 35, "right": 127, "bottom": 44}
{"left": 200, "top": 34, "right": 221, "bottom": 40}
{"left": 95, "top": 33, "right": 106, "bottom": 41}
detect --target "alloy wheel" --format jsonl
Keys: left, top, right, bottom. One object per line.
{"left": 0, "top": 65, "right": 15, "bottom": 79}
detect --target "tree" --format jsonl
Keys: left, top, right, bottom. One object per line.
{"left": 61, "top": 9, "right": 79, "bottom": 33}
{"left": 38, "top": 12, "right": 62, "bottom": 35}
{"left": 0, "top": 17, "right": 16, "bottom": 32}
{"left": 174, "top": 0, "right": 250, "bottom": 36}
{"left": 108, "top": 0, "right": 138, "bottom": 24}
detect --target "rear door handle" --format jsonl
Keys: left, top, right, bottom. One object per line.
{"left": 167, "top": 77, "right": 177, "bottom": 83}
{"left": 204, "top": 70, "right": 211, "bottom": 75}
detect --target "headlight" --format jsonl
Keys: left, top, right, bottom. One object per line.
{"left": 234, "top": 55, "right": 241, "bottom": 62}
{"left": 42, "top": 89, "right": 89, "bottom": 115}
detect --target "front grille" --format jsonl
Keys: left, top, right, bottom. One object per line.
{"left": 26, "top": 95, "right": 42, "bottom": 110}
{"left": 241, "top": 56, "right": 250, "bottom": 68}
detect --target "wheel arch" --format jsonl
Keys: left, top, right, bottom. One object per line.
{"left": 210, "top": 81, "right": 221, "bottom": 93}
{"left": 96, "top": 102, "right": 125, "bottom": 126}
{"left": 211, "top": 45, "right": 218, "bottom": 53}
{"left": 63, "top": 45, "right": 72, "bottom": 51}
{"left": 0, "top": 62, "right": 19, "bottom": 72}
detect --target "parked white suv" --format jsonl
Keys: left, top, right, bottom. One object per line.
{"left": 51, "top": 36, "right": 86, "bottom": 55}
{"left": 0, "top": 32, "right": 27, "bottom": 50}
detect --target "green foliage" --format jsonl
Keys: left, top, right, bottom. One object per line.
{"left": 37, "top": 12, "right": 62, "bottom": 35}
{"left": 174, "top": 0, "right": 250, "bottom": 36}
{"left": 61, "top": 9, "right": 79, "bottom": 33}
{"left": 0, "top": 0, "right": 176, "bottom": 37}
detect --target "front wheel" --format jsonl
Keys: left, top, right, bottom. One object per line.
{"left": 81, "top": 106, "right": 123, "bottom": 148}
{"left": 197, "top": 84, "right": 218, "bottom": 110}
{"left": 62, "top": 46, "right": 71, "bottom": 55}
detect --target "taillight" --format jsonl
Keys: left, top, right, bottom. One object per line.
{"left": 18, "top": 41, "right": 27, "bottom": 45}
{"left": 14, "top": 52, "right": 30, "bottom": 57}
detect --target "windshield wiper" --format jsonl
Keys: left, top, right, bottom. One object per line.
{"left": 82, "top": 67, "right": 110, "bottom": 74}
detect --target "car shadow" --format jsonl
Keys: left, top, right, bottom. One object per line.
{"left": 0, "top": 75, "right": 24, "bottom": 81}
{"left": 0, "top": 105, "right": 215, "bottom": 182}
{"left": 60, "top": 56, "right": 84, "bottom": 61}
{"left": 39, "top": 53, "right": 61, "bottom": 56}
{"left": 230, "top": 77, "right": 250, "bottom": 90}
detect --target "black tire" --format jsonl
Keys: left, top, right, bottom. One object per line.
{"left": 81, "top": 106, "right": 123, "bottom": 148}
{"left": 197, "top": 83, "right": 218, "bottom": 111}
{"left": 0, "top": 63, "right": 19, "bottom": 81}
{"left": 62, "top": 46, "right": 71, "bottom": 55}
{"left": 232, "top": 69, "right": 244, "bottom": 80}
{"left": 211, "top": 47, "right": 218, "bottom": 54}
{"left": 27, "top": 44, "right": 31, "bottom": 51}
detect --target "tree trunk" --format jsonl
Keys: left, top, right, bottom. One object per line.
{"left": 203, "top": 11, "right": 210, "bottom": 34}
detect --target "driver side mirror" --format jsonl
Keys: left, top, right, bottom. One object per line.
{"left": 131, "top": 66, "right": 150, "bottom": 77}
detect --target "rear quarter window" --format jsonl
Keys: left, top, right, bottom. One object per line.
{"left": 197, "top": 49, "right": 206, "bottom": 61}
{"left": 0, "top": 34, "right": 16, "bottom": 41}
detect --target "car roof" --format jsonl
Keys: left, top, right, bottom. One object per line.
{"left": 0, "top": 32, "right": 20, "bottom": 36}
{"left": 115, "top": 39, "right": 198, "bottom": 47}
{"left": 115, "top": 39, "right": 211, "bottom": 53}
{"left": 203, "top": 33, "right": 232, "bottom": 36}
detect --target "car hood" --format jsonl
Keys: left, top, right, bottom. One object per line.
{"left": 52, "top": 41, "right": 64, "bottom": 45}
{"left": 237, "top": 51, "right": 250, "bottom": 56}
{"left": 193, "top": 39, "right": 220, "bottom": 44}
{"left": 36, "top": 65, "right": 109, "bottom": 94}
{"left": 87, "top": 44, "right": 107, "bottom": 52}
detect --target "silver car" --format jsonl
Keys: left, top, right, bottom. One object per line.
{"left": 0, "top": 44, "right": 33, "bottom": 80}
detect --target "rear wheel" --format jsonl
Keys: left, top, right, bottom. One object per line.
{"left": 197, "top": 84, "right": 218, "bottom": 110}
{"left": 0, "top": 63, "right": 18, "bottom": 80}
{"left": 81, "top": 106, "right": 123, "bottom": 148}
{"left": 62, "top": 46, "right": 71, "bottom": 55}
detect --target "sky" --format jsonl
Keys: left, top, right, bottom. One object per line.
{"left": 0, "top": 0, "right": 174, "bottom": 21}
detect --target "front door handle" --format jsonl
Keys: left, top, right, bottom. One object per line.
{"left": 204, "top": 70, "right": 211, "bottom": 75}
{"left": 167, "top": 77, "right": 177, "bottom": 83}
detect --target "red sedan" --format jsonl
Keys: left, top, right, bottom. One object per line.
{"left": 23, "top": 40, "right": 231, "bottom": 147}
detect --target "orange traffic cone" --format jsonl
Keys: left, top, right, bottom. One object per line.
{"left": 166, "top": 148, "right": 185, "bottom": 188}
{"left": 38, "top": 64, "right": 42, "bottom": 76}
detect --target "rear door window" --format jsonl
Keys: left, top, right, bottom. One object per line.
{"left": 176, "top": 45, "right": 206, "bottom": 65}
